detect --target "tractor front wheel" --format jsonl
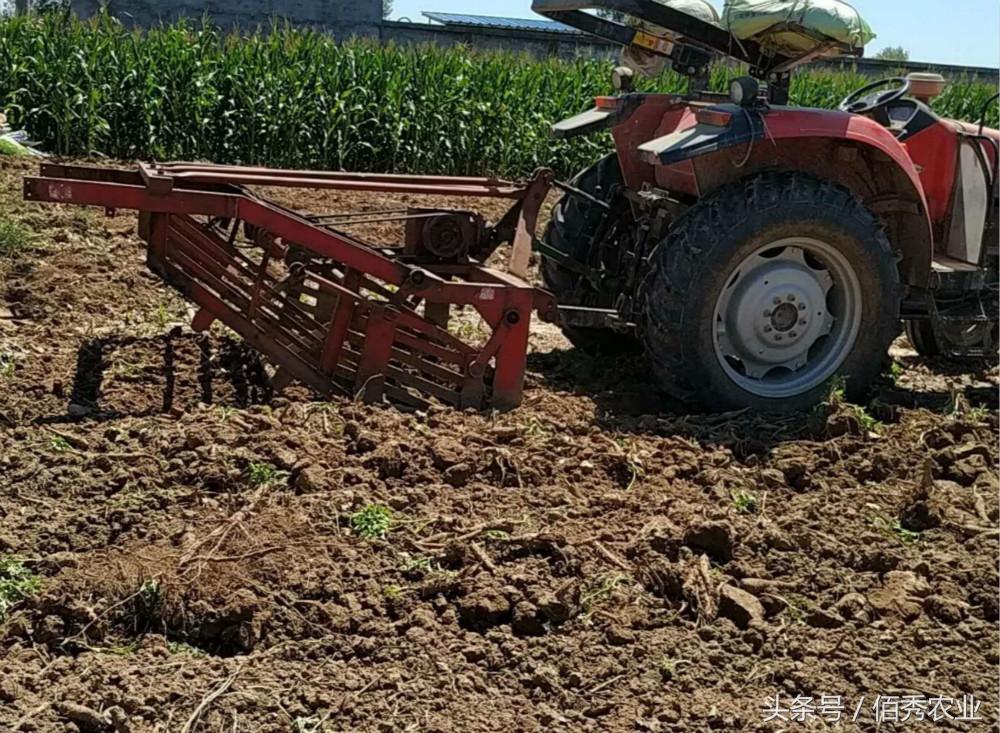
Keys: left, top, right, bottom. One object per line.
{"left": 642, "top": 172, "right": 902, "bottom": 412}
{"left": 905, "top": 319, "right": 999, "bottom": 359}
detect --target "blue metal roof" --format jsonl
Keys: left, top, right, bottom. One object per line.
{"left": 421, "top": 11, "right": 584, "bottom": 35}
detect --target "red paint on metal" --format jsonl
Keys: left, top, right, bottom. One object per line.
{"left": 611, "top": 98, "right": 696, "bottom": 195}
{"left": 900, "top": 120, "right": 960, "bottom": 227}
{"left": 749, "top": 108, "right": 931, "bottom": 217}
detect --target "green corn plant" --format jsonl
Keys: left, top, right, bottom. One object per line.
{"left": 0, "top": 13, "right": 991, "bottom": 178}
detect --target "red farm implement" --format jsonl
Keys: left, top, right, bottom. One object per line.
{"left": 24, "top": 162, "right": 558, "bottom": 410}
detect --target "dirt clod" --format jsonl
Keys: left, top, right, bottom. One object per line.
{"left": 682, "top": 521, "right": 734, "bottom": 563}
{"left": 54, "top": 702, "right": 110, "bottom": 732}
{"left": 718, "top": 585, "right": 765, "bottom": 629}
{"left": 868, "top": 571, "right": 931, "bottom": 622}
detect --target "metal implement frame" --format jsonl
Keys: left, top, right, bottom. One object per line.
{"left": 25, "top": 162, "right": 558, "bottom": 411}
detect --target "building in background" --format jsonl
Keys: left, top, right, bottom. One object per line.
{"left": 382, "top": 12, "right": 617, "bottom": 59}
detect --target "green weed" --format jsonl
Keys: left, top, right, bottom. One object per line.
{"left": 967, "top": 405, "right": 991, "bottom": 423}
{"left": 0, "top": 352, "right": 15, "bottom": 379}
{"left": 152, "top": 303, "right": 173, "bottom": 331}
{"left": 868, "top": 509, "right": 921, "bottom": 546}
{"left": 888, "top": 360, "right": 904, "bottom": 385}
{"left": 850, "top": 404, "right": 882, "bottom": 433}
{"left": 246, "top": 462, "right": 288, "bottom": 487}
{"left": 167, "top": 640, "right": 207, "bottom": 656}
{"left": 657, "top": 657, "right": 691, "bottom": 680}
{"left": 0, "top": 217, "right": 33, "bottom": 259}
{"left": 49, "top": 435, "right": 72, "bottom": 453}
{"left": 105, "top": 639, "right": 140, "bottom": 656}
{"left": 351, "top": 504, "right": 393, "bottom": 539}
{"left": 402, "top": 555, "right": 434, "bottom": 573}
{"left": 731, "top": 490, "right": 759, "bottom": 514}
{"left": 0, "top": 556, "right": 40, "bottom": 620}
{"left": 818, "top": 376, "right": 882, "bottom": 433}
{"left": 581, "top": 573, "right": 630, "bottom": 613}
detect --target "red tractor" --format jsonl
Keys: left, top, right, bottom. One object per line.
{"left": 533, "top": 0, "right": 999, "bottom": 411}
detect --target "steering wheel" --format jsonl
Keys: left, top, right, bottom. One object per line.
{"left": 839, "top": 77, "right": 911, "bottom": 123}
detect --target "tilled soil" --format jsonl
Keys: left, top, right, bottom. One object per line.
{"left": 0, "top": 157, "right": 997, "bottom": 732}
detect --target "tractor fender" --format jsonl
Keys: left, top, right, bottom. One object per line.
{"left": 647, "top": 107, "right": 935, "bottom": 285}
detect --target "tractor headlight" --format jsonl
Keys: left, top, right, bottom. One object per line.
{"left": 729, "top": 77, "right": 760, "bottom": 107}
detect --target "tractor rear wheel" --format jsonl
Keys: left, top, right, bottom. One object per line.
{"left": 541, "top": 154, "right": 638, "bottom": 354}
{"left": 642, "top": 172, "right": 902, "bottom": 412}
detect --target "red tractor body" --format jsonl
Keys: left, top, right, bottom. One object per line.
{"left": 591, "top": 94, "right": 999, "bottom": 285}
{"left": 533, "top": 0, "right": 998, "bottom": 410}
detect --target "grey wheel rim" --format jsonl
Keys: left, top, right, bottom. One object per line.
{"left": 713, "top": 237, "right": 863, "bottom": 399}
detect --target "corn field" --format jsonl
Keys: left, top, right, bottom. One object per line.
{"left": 0, "top": 13, "right": 995, "bottom": 177}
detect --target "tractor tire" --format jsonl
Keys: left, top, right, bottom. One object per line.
{"left": 905, "top": 319, "right": 999, "bottom": 359}
{"left": 642, "top": 172, "right": 902, "bottom": 413}
{"left": 541, "top": 154, "right": 638, "bottom": 355}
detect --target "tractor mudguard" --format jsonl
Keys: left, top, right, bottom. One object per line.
{"left": 638, "top": 105, "right": 936, "bottom": 285}
{"left": 641, "top": 106, "right": 931, "bottom": 217}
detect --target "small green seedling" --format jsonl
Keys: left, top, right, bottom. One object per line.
{"left": 731, "top": 490, "right": 759, "bottom": 514}
{"left": 967, "top": 405, "right": 991, "bottom": 422}
{"left": 152, "top": 303, "right": 173, "bottom": 330}
{"left": 246, "top": 462, "right": 288, "bottom": 487}
{"left": 851, "top": 404, "right": 882, "bottom": 433}
{"left": 658, "top": 657, "right": 691, "bottom": 681}
{"left": 0, "top": 556, "right": 40, "bottom": 620}
{"left": 868, "top": 510, "right": 921, "bottom": 546}
{"left": 351, "top": 504, "right": 393, "bottom": 539}
{"left": 403, "top": 555, "right": 434, "bottom": 573}
{"left": 167, "top": 640, "right": 207, "bottom": 656}
{"left": 581, "top": 573, "right": 630, "bottom": 613}
{"left": 293, "top": 715, "right": 331, "bottom": 733}
{"left": 0, "top": 353, "right": 15, "bottom": 379}
{"left": 137, "top": 579, "right": 164, "bottom": 616}
{"left": 50, "top": 435, "right": 73, "bottom": 453}
{"left": 0, "top": 217, "right": 33, "bottom": 259}
{"left": 888, "top": 360, "right": 904, "bottom": 385}
{"left": 106, "top": 639, "right": 141, "bottom": 656}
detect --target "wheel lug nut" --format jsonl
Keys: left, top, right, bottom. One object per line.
{"left": 790, "top": 331, "right": 797, "bottom": 338}
{"left": 798, "top": 303, "right": 807, "bottom": 311}
{"left": 764, "top": 326, "right": 772, "bottom": 333}
{"left": 799, "top": 319, "right": 807, "bottom": 326}
{"left": 773, "top": 297, "right": 782, "bottom": 305}
{"left": 787, "top": 294, "right": 796, "bottom": 302}
{"left": 775, "top": 335, "right": 783, "bottom": 341}
{"left": 764, "top": 309, "right": 772, "bottom": 317}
